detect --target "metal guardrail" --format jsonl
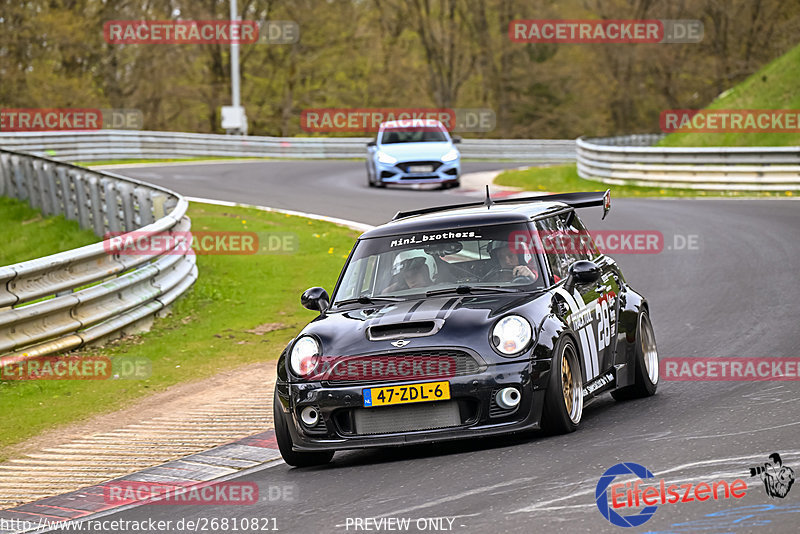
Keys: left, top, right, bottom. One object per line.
{"left": 0, "top": 130, "right": 577, "bottom": 162}
{"left": 577, "top": 135, "right": 800, "bottom": 190}
{"left": 0, "top": 148, "right": 197, "bottom": 361}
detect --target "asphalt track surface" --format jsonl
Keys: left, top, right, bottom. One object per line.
{"left": 62, "top": 160, "right": 800, "bottom": 533}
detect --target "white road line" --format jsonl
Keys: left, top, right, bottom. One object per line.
{"left": 185, "top": 196, "right": 375, "bottom": 232}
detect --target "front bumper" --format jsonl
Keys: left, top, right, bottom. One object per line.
{"left": 375, "top": 159, "right": 460, "bottom": 185}
{"left": 276, "top": 359, "right": 551, "bottom": 452}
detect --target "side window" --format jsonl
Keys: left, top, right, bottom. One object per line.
{"left": 536, "top": 216, "right": 570, "bottom": 282}
{"left": 559, "top": 211, "right": 599, "bottom": 261}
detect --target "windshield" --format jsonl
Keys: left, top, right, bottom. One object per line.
{"left": 333, "top": 224, "right": 546, "bottom": 305}
{"left": 380, "top": 128, "right": 449, "bottom": 144}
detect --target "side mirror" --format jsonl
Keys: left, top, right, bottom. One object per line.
{"left": 367, "top": 140, "right": 377, "bottom": 147}
{"left": 451, "top": 136, "right": 462, "bottom": 144}
{"left": 301, "top": 287, "right": 330, "bottom": 313}
{"left": 563, "top": 260, "right": 601, "bottom": 294}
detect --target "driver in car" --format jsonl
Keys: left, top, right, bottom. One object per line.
{"left": 488, "top": 241, "right": 538, "bottom": 282}
{"left": 385, "top": 256, "right": 433, "bottom": 292}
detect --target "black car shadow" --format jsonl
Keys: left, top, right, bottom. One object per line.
{"left": 291, "top": 394, "right": 626, "bottom": 471}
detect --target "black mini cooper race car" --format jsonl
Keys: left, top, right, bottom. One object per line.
{"left": 273, "top": 190, "right": 659, "bottom": 466}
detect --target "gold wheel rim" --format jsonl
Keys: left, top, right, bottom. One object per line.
{"left": 562, "top": 354, "right": 573, "bottom": 413}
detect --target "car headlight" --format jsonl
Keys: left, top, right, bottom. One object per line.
{"left": 290, "top": 336, "right": 321, "bottom": 376}
{"left": 441, "top": 148, "right": 459, "bottom": 162}
{"left": 377, "top": 151, "right": 397, "bottom": 164}
{"left": 491, "top": 315, "right": 532, "bottom": 356}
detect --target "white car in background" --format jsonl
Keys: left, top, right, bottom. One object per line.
{"left": 366, "top": 119, "right": 461, "bottom": 189}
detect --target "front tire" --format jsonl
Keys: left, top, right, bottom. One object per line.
{"left": 541, "top": 337, "right": 583, "bottom": 434}
{"left": 273, "top": 389, "right": 334, "bottom": 467}
{"left": 612, "top": 310, "right": 659, "bottom": 401}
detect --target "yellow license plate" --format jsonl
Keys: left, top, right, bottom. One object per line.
{"left": 362, "top": 381, "right": 450, "bottom": 408}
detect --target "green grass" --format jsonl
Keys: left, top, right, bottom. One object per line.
{"left": 659, "top": 42, "right": 800, "bottom": 147}
{"left": 494, "top": 164, "right": 795, "bottom": 198}
{"left": 0, "top": 202, "right": 358, "bottom": 460}
{"left": 0, "top": 196, "right": 99, "bottom": 265}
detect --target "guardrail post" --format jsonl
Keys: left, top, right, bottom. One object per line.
{"left": 103, "top": 178, "right": 121, "bottom": 234}
{"left": 25, "top": 158, "right": 41, "bottom": 208}
{"left": 58, "top": 167, "right": 77, "bottom": 221}
{"left": 72, "top": 170, "right": 91, "bottom": 230}
{"left": 33, "top": 159, "right": 51, "bottom": 214}
{"left": 135, "top": 187, "right": 154, "bottom": 226}
{"left": 0, "top": 153, "right": 7, "bottom": 197}
{"left": 151, "top": 192, "right": 168, "bottom": 220}
{"left": 41, "top": 161, "right": 59, "bottom": 216}
{"left": 10, "top": 155, "right": 26, "bottom": 200}
{"left": 87, "top": 174, "right": 105, "bottom": 236}
{"left": 117, "top": 182, "right": 136, "bottom": 231}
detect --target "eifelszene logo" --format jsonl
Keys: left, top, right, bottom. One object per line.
{"left": 595, "top": 462, "right": 748, "bottom": 527}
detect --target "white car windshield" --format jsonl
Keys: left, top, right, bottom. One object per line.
{"left": 380, "top": 128, "right": 449, "bottom": 144}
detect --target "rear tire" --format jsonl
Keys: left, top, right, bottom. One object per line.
{"left": 273, "top": 388, "right": 334, "bottom": 467}
{"left": 611, "top": 310, "right": 659, "bottom": 401}
{"left": 541, "top": 337, "right": 583, "bottom": 434}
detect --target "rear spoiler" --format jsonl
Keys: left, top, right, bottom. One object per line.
{"left": 392, "top": 189, "right": 611, "bottom": 221}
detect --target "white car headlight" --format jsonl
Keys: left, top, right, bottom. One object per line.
{"left": 377, "top": 151, "right": 397, "bottom": 164}
{"left": 441, "top": 148, "right": 459, "bottom": 162}
{"left": 491, "top": 315, "right": 532, "bottom": 355}
{"left": 290, "top": 336, "right": 321, "bottom": 376}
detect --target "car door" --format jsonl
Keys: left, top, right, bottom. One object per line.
{"left": 536, "top": 213, "right": 614, "bottom": 383}
{"left": 559, "top": 211, "right": 620, "bottom": 379}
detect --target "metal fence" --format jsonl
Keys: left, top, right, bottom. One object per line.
{"left": 0, "top": 130, "right": 577, "bottom": 162}
{"left": 0, "top": 148, "right": 197, "bottom": 362}
{"left": 577, "top": 135, "right": 800, "bottom": 190}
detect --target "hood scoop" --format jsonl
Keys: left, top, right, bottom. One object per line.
{"left": 367, "top": 319, "right": 443, "bottom": 341}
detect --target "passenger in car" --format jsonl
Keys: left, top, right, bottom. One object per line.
{"left": 384, "top": 256, "right": 433, "bottom": 292}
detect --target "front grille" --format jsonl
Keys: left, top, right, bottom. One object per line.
{"left": 323, "top": 349, "right": 484, "bottom": 386}
{"left": 398, "top": 161, "right": 443, "bottom": 173}
{"left": 352, "top": 401, "right": 460, "bottom": 435}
